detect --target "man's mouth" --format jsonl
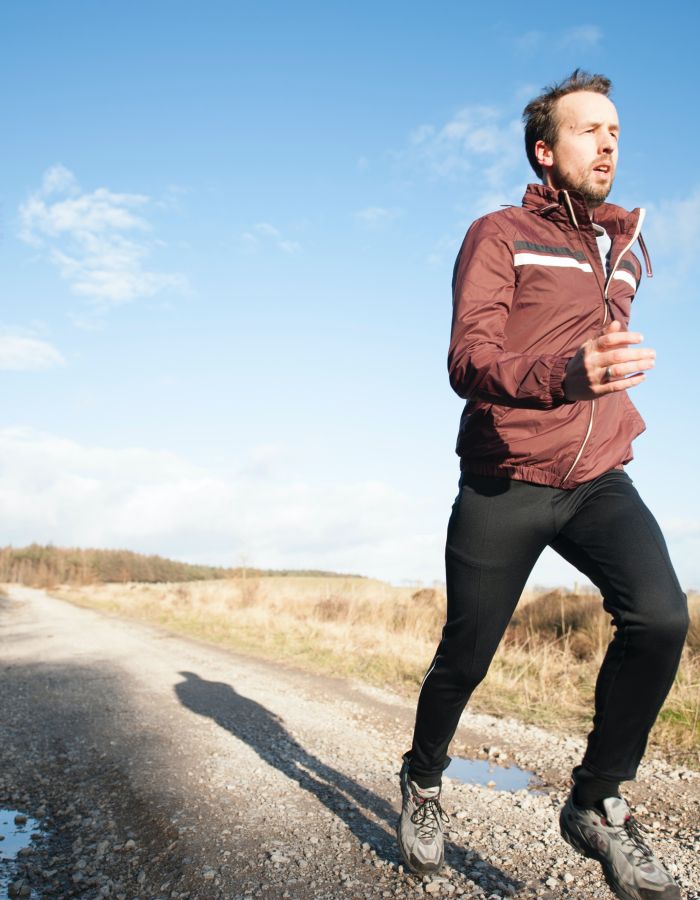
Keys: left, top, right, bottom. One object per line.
{"left": 593, "top": 163, "right": 612, "bottom": 175}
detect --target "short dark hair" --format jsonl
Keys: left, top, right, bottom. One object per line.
{"left": 522, "top": 69, "right": 613, "bottom": 178}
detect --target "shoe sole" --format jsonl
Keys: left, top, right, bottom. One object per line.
{"left": 559, "top": 810, "right": 681, "bottom": 900}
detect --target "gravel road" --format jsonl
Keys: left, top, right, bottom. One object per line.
{"left": 1, "top": 586, "right": 698, "bottom": 900}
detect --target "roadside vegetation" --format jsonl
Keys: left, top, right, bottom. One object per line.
{"left": 0, "top": 544, "right": 355, "bottom": 586}
{"left": 46, "top": 574, "right": 700, "bottom": 768}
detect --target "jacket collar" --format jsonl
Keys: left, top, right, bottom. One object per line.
{"left": 521, "top": 183, "right": 642, "bottom": 238}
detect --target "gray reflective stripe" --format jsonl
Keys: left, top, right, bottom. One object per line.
{"left": 514, "top": 240, "right": 586, "bottom": 261}
{"left": 514, "top": 252, "right": 593, "bottom": 272}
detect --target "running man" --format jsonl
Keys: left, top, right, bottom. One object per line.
{"left": 398, "top": 70, "right": 688, "bottom": 900}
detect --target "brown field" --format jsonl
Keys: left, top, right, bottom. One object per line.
{"left": 50, "top": 577, "right": 700, "bottom": 767}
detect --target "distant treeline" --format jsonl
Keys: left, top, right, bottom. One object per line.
{"left": 0, "top": 544, "right": 356, "bottom": 587}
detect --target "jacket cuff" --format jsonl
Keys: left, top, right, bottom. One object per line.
{"left": 549, "top": 357, "right": 574, "bottom": 405}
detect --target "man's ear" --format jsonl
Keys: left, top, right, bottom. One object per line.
{"left": 535, "top": 139, "right": 554, "bottom": 171}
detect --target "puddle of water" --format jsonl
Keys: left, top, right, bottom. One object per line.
{"left": 445, "top": 756, "right": 542, "bottom": 792}
{"left": 0, "top": 809, "right": 40, "bottom": 861}
{"left": 0, "top": 810, "right": 41, "bottom": 899}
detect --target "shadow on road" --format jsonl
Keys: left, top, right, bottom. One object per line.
{"left": 174, "top": 670, "right": 522, "bottom": 892}
{"left": 175, "top": 670, "right": 397, "bottom": 856}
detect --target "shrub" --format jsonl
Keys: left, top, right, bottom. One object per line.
{"left": 508, "top": 590, "right": 613, "bottom": 660}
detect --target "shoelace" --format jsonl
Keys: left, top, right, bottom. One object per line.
{"left": 613, "top": 815, "right": 654, "bottom": 864}
{"left": 410, "top": 794, "right": 450, "bottom": 840}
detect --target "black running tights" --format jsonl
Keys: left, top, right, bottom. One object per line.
{"left": 408, "top": 470, "right": 689, "bottom": 787}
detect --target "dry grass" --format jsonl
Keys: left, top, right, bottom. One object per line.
{"left": 52, "top": 579, "right": 700, "bottom": 767}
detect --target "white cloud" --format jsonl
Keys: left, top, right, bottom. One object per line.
{"left": 560, "top": 25, "right": 603, "bottom": 49}
{"left": 354, "top": 206, "right": 402, "bottom": 227}
{"left": 401, "top": 105, "right": 531, "bottom": 216}
{"left": 253, "top": 222, "right": 280, "bottom": 238}
{"left": 41, "top": 163, "right": 80, "bottom": 196}
{"left": 407, "top": 106, "right": 505, "bottom": 178}
{"left": 0, "top": 427, "right": 443, "bottom": 582}
{"left": 18, "top": 165, "right": 187, "bottom": 307}
{"left": 408, "top": 106, "right": 521, "bottom": 175}
{"left": 2, "top": 427, "right": 695, "bottom": 588}
{"left": 0, "top": 334, "right": 65, "bottom": 371}
{"left": 394, "top": 98, "right": 537, "bottom": 267}
{"left": 663, "top": 517, "right": 700, "bottom": 541}
{"left": 277, "top": 240, "right": 301, "bottom": 254}
{"left": 241, "top": 222, "right": 301, "bottom": 254}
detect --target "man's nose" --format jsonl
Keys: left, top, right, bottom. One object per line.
{"left": 600, "top": 133, "right": 616, "bottom": 154}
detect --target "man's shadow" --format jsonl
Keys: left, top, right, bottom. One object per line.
{"left": 174, "top": 671, "right": 521, "bottom": 892}
{"left": 176, "top": 670, "right": 397, "bottom": 856}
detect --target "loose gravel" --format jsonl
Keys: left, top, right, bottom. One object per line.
{"left": 1, "top": 587, "right": 698, "bottom": 899}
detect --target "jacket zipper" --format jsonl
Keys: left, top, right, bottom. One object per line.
{"left": 561, "top": 191, "right": 598, "bottom": 484}
{"left": 560, "top": 195, "right": 646, "bottom": 484}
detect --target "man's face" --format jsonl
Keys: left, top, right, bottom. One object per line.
{"left": 536, "top": 91, "right": 619, "bottom": 208}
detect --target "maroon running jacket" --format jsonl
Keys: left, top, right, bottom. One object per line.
{"left": 449, "top": 183, "right": 652, "bottom": 488}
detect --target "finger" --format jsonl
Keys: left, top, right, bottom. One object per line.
{"left": 605, "top": 359, "right": 656, "bottom": 380}
{"left": 602, "top": 347, "right": 656, "bottom": 366}
{"left": 599, "top": 373, "right": 646, "bottom": 394}
{"left": 597, "top": 330, "right": 645, "bottom": 349}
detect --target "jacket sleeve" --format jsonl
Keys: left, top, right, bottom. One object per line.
{"left": 448, "top": 216, "right": 572, "bottom": 408}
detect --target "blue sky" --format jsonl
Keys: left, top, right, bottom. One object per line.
{"left": 2, "top": 2, "right": 699, "bottom": 588}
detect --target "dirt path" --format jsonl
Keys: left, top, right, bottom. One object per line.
{"left": 1, "top": 587, "right": 698, "bottom": 899}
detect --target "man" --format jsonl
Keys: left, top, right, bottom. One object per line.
{"left": 397, "top": 70, "right": 689, "bottom": 899}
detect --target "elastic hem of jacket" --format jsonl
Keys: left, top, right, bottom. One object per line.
{"left": 459, "top": 459, "right": 579, "bottom": 490}
{"left": 549, "top": 356, "right": 575, "bottom": 405}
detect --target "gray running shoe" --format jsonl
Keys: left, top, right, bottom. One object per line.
{"left": 559, "top": 792, "right": 681, "bottom": 899}
{"left": 397, "top": 756, "right": 449, "bottom": 876}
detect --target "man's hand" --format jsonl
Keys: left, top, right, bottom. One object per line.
{"left": 563, "top": 320, "right": 655, "bottom": 402}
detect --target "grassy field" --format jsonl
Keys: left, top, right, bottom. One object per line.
{"left": 49, "top": 577, "right": 700, "bottom": 767}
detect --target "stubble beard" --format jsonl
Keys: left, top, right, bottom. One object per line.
{"left": 559, "top": 169, "right": 615, "bottom": 209}
{"left": 576, "top": 174, "right": 614, "bottom": 209}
